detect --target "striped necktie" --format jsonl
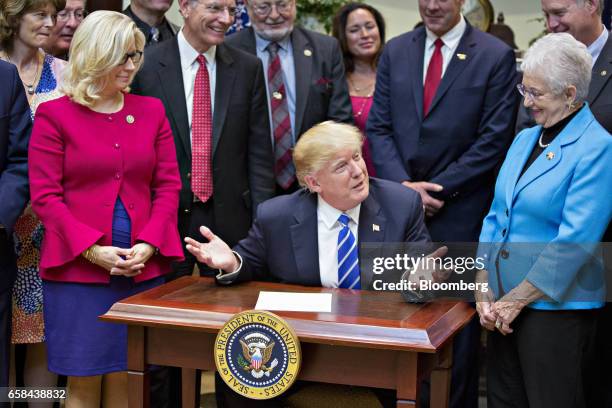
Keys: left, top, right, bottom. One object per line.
{"left": 337, "top": 214, "right": 361, "bottom": 289}
{"left": 266, "top": 42, "right": 295, "bottom": 189}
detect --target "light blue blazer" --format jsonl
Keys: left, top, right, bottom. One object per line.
{"left": 479, "top": 105, "right": 612, "bottom": 310}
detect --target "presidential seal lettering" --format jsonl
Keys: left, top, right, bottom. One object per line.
{"left": 215, "top": 310, "right": 301, "bottom": 399}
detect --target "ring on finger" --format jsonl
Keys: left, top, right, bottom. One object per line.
{"left": 495, "top": 319, "right": 502, "bottom": 329}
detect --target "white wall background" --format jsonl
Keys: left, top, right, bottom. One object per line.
{"left": 123, "top": 0, "right": 545, "bottom": 51}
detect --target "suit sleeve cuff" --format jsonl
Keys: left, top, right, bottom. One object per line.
{"left": 215, "top": 251, "right": 243, "bottom": 284}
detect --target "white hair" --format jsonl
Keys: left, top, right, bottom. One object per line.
{"left": 521, "top": 33, "right": 592, "bottom": 103}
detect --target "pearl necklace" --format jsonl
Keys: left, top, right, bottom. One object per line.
{"left": 538, "top": 132, "right": 550, "bottom": 148}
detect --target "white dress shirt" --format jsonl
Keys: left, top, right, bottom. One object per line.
{"left": 588, "top": 26, "right": 609, "bottom": 67}
{"left": 177, "top": 29, "right": 217, "bottom": 143}
{"left": 423, "top": 16, "right": 467, "bottom": 84}
{"left": 317, "top": 196, "right": 360, "bottom": 288}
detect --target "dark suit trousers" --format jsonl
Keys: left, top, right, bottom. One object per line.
{"left": 171, "top": 199, "right": 217, "bottom": 280}
{"left": 487, "top": 308, "right": 597, "bottom": 408}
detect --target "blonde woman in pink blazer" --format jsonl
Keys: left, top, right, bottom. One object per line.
{"left": 28, "top": 11, "right": 183, "bottom": 407}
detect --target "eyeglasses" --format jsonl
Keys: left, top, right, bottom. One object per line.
{"left": 200, "top": 2, "right": 240, "bottom": 17}
{"left": 119, "top": 51, "right": 143, "bottom": 65}
{"left": 57, "top": 9, "right": 87, "bottom": 22}
{"left": 28, "top": 10, "right": 57, "bottom": 24}
{"left": 251, "top": 1, "right": 293, "bottom": 16}
{"left": 516, "top": 83, "right": 546, "bottom": 101}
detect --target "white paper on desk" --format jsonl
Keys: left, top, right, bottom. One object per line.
{"left": 255, "top": 291, "right": 332, "bottom": 313}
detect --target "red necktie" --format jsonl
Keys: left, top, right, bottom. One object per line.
{"left": 191, "top": 55, "right": 213, "bottom": 202}
{"left": 423, "top": 38, "right": 444, "bottom": 116}
{"left": 267, "top": 42, "right": 295, "bottom": 189}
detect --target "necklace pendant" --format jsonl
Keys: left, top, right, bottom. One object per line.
{"left": 27, "top": 85, "right": 35, "bottom": 95}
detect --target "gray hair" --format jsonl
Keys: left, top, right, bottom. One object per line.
{"left": 521, "top": 33, "right": 592, "bottom": 103}
{"left": 576, "top": 0, "right": 604, "bottom": 15}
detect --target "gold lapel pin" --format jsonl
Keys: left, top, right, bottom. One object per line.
{"left": 456, "top": 53, "right": 467, "bottom": 60}
{"left": 546, "top": 152, "right": 555, "bottom": 160}
{"left": 601, "top": 70, "right": 608, "bottom": 76}
{"left": 126, "top": 115, "right": 135, "bottom": 124}
{"left": 304, "top": 49, "right": 312, "bottom": 57}
{"left": 372, "top": 224, "right": 380, "bottom": 232}
{"left": 272, "top": 91, "right": 283, "bottom": 100}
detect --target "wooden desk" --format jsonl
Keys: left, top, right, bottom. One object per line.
{"left": 101, "top": 276, "right": 474, "bottom": 408}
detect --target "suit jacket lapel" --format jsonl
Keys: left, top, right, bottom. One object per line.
{"left": 512, "top": 107, "right": 593, "bottom": 202}
{"left": 292, "top": 28, "right": 312, "bottom": 138}
{"left": 505, "top": 128, "right": 539, "bottom": 206}
{"left": 427, "top": 24, "right": 477, "bottom": 114}
{"left": 588, "top": 35, "right": 612, "bottom": 104}
{"left": 410, "top": 29, "right": 426, "bottom": 121}
{"left": 158, "top": 39, "right": 191, "bottom": 161}
{"left": 289, "top": 193, "right": 321, "bottom": 286}
{"left": 212, "top": 44, "right": 236, "bottom": 155}
{"left": 236, "top": 27, "right": 258, "bottom": 54}
{"left": 358, "top": 193, "right": 387, "bottom": 290}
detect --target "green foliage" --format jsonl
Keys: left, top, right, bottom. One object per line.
{"left": 527, "top": 17, "right": 547, "bottom": 47}
{"left": 296, "top": 0, "right": 350, "bottom": 33}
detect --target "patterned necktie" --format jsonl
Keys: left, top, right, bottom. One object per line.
{"left": 266, "top": 42, "right": 296, "bottom": 189}
{"left": 423, "top": 38, "right": 444, "bottom": 115}
{"left": 337, "top": 214, "right": 361, "bottom": 289}
{"left": 191, "top": 55, "right": 213, "bottom": 202}
{"left": 150, "top": 27, "right": 160, "bottom": 43}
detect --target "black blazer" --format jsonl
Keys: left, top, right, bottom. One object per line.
{"left": 225, "top": 26, "right": 353, "bottom": 139}
{"left": 131, "top": 39, "right": 275, "bottom": 246}
{"left": 0, "top": 61, "right": 31, "bottom": 292}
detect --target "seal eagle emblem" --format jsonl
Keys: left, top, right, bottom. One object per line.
{"left": 215, "top": 310, "right": 301, "bottom": 400}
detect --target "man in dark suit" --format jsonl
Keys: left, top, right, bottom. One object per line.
{"left": 366, "top": 1, "right": 518, "bottom": 407}
{"left": 131, "top": 0, "right": 275, "bottom": 280}
{"left": 186, "top": 121, "right": 430, "bottom": 407}
{"left": 225, "top": 0, "right": 353, "bottom": 193}
{"left": 131, "top": 3, "right": 275, "bottom": 405}
{"left": 0, "top": 61, "right": 31, "bottom": 401}
{"left": 517, "top": 0, "right": 611, "bottom": 133}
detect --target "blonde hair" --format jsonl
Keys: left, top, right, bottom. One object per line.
{"left": 0, "top": 0, "right": 65, "bottom": 51}
{"left": 293, "top": 121, "right": 363, "bottom": 188}
{"left": 61, "top": 10, "right": 145, "bottom": 107}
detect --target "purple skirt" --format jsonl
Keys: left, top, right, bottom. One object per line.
{"left": 43, "top": 198, "right": 164, "bottom": 376}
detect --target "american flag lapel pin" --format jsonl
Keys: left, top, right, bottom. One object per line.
{"left": 372, "top": 224, "right": 380, "bottom": 232}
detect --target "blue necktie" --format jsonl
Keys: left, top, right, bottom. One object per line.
{"left": 337, "top": 214, "right": 361, "bottom": 289}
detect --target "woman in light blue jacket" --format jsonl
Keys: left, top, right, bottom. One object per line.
{"left": 476, "top": 33, "right": 612, "bottom": 408}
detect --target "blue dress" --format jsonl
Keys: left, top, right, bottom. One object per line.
{"left": 43, "top": 198, "right": 163, "bottom": 376}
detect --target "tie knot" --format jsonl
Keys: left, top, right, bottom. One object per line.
{"left": 196, "top": 54, "right": 207, "bottom": 66}
{"left": 434, "top": 38, "right": 444, "bottom": 50}
{"left": 338, "top": 214, "right": 350, "bottom": 227}
{"left": 267, "top": 42, "right": 280, "bottom": 57}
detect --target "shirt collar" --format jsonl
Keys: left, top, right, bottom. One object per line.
{"left": 317, "top": 195, "right": 361, "bottom": 230}
{"left": 588, "top": 25, "right": 609, "bottom": 66}
{"left": 425, "top": 15, "right": 466, "bottom": 50}
{"left": 255, "top": 31, "right": 292, "bottom": 54}
{"left": 178, "top": 29, "right": 216, "bottom": 70}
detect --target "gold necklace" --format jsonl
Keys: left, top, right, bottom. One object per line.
{"left": 353, "top": 93, "right": 373, "bottom": 118}
{"left": 348, "top": 76, "right": 375, "bottom": 95}
{"left": 3, "top": 52, "right": 41, "bottom": 95}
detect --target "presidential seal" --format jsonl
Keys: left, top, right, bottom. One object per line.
{"left": 215, "top": 310, "right": 301, "bottom": 400}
